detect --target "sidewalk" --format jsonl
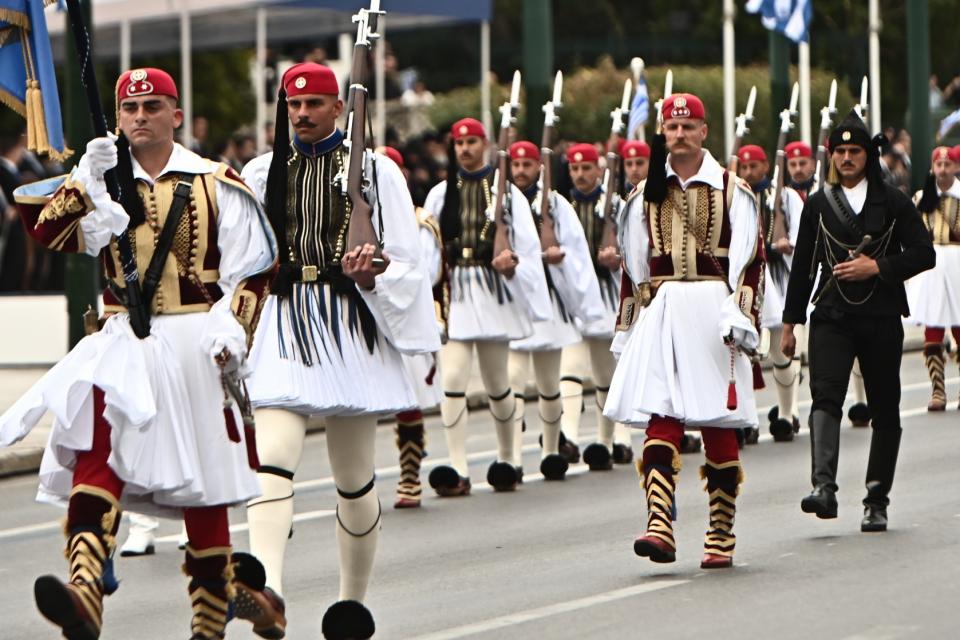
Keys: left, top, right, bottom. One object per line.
{"left": 0, "top": 326, "right": 928, "bottom": 478}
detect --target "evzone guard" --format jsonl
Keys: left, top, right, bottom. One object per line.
{"left": 0, "top": 68, "right": 280, "bottom": 639}
{"left": 735, "top": 143, "right": 805, "bottom": 442}
{"left": 605, "top": 93, "right": 765, "bottom": 569}
{"left": 909, "top": 146, "right": 960, "bottom": 411}
{"left": 241, "top": 60, "right": 439, "bottom": 638}
{"left": 423, "top": 116, "right": 550, "bottom": 496}
{"left": 376, "top": 145, "right": 446, "bottom": 509}
{"left": 507, "top": 139, "right": 604, "bottom": 481}
{"left": 560, "top": 142, "right": 637, "bottom": 470}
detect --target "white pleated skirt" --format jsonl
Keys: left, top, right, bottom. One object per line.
{"left": 0, "top": 313, "right": 260, "bottom": 516}
{"left": 906, "top": 244, "right": 960, "bottom": 327}
{"left": 511, "top": 290, "right": 581, "bottom": 351}
{"left": 447, "top": 265, "right": 532, "bottom": 341}
{"left": 401, "top": 353, "right": 444, "bottom": 410}
{"left": 761, "top": 268, "right": 787, "bottom": 329}
{"left": 604, "top": 280, "right": 759, "bottom": 429}
{"left": 247, "top": 284, "right": 417, "bottom": 416}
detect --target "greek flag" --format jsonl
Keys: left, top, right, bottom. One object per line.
{"left": 938, "top": 107, "right": 960, "bottom": 141}
{"left": 745, "top": 0, "right": 812, "bottom": 44}
{"left": 0, "top": 0, "right": 69, "bottom": 159}
{"left": 627, "top": 76, "right": 649, "bottom": 140}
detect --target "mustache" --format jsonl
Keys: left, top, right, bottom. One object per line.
{"left": 294, "top": 118, "right": 315, "bottom": 127}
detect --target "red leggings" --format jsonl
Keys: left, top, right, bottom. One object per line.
{"left": 646, "top": 415, "right": 739, "bottom": 463}
{"left": 72, "top": 387, "right": 229, "bottom": 549}
{"left": 924, "top": 326, "right": 960, "bottom": 346}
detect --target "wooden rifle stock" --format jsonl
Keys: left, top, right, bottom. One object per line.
{"left": 492, "top": 123, "right": 513, "bottom": 257}
{"left": 599, "top": 132, "right": 622, "bottom": 255}
{"left": 771, "top": 128, "right": 789, "bottom": 244}
{"left": 538, "top": 125, "right": 559, "bottom": 252}
{"left": 344, "top": 3, "right": 382, "bottom": 263}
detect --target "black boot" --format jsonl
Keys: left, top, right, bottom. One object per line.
{"left": 800, "top": 410, "right": 840, "bottom": 519}
{"left": 861, "top": 427, "right": 902, "bottom": 532}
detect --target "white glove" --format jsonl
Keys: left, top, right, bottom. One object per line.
{"left": 202, "top": 302, "right": 251, "bottom": 378}
{"left": 85, "top": 134, "right": 119, "bottom": 177}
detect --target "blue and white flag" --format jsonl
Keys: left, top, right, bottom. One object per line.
{"left": 627, "top": 75, "right": 649, "bottom": 140}
{"left": 937, "top": 107, "right": 960, "bottom": 141}
{"left": 745, "top": 0, "right": 812, "bottom": 44}
{"left": 0, "top": 0, "right": 70, "bottom": 159}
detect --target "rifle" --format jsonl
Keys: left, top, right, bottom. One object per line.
{"left": 812, "top": 78, "right": 838, "bottom": 193}
{"left": 538, "top": 71, "right": 563, "bottom": 252}
{"left": 853, "top": 76, "right": 869, "bottom": 124}
{"left": 770, "top": 82, "right": 799, "bottom": 246}
{"left": 598, "top": 78, "right": 632, "bottom": 256}
{"left": 342, "top": 0, "right": 386, "bottom": 268}
{"left": 491, "top": 71, "right": 522, "bottom": 264}
{"left": 64, "top": 0, "right": 150, "bottom": 339}
{"left": 727, "top": 85, "right": 757, "bottom": 173}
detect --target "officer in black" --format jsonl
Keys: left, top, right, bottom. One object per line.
{"left": 780, "top": 110, "right": 935, "bottom": 532}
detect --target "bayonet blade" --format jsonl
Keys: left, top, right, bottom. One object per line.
{"left": 620, "top": 78, "right": 632, "bottom": 112}
{"left": 552, "top": 71, "right": 563, "bottom": 106}
{"left": 828, "top": 78, "right": 837, "bottom": 112}
{"left": 510, "top": 71, "right": 522, "bottom": 107}
{"left": 664, "top": 69, "right": 673, "bottom": 98}
{"left": 789, "top": 82, "right": 799, "bottom": 114}
{"left": 745, "top": 85, "right": 757, "bottom": 121}
{"left": 860, "top": 76, "right": 869, "bottom": 110}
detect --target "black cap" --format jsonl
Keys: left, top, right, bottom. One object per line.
{"left": 828, "top": 109, "right": 872, "bottom": 151}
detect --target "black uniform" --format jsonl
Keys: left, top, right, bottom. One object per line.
{"left": 783, "top": 167, "right": 935, "bottom": 528}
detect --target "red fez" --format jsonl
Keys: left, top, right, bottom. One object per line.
{"left": 509, "top": 141, "right": 540, "bottom": 162}
{"left": 931, "top": 146, "right": 953, "bottom": 165}
{"left": 451, "top": 118, "right": 486, "bottom": 140}
{"left": 377, "top": 146, "right": 404, "bottom": 168}
{"left": 785, "top": 141, "right": 812, "bottom": 159}
{"left": 567, "top": 143, "right": 599, "bottom": 165}
{"left": 661, "top": 93, "right": 705, "bottom": 121}
{"left": 738, "top": 144, "right": 767, "bottom": 163}
{"left": 951, "top": 146, "right": 960, "bottom": 163}
{"left": 283, "top": 62, "right": 339, "bottom": 97}
{"left": 116, "top": 68, "right": 178, "bottom": 102}
{"left": 622, "top": 140, "right": 651, "bottom": 159}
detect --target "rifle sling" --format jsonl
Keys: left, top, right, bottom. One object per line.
{"left": 141, "top": 176, "right": 194, "bottom": 305}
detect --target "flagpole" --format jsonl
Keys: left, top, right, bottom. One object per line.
{"left": 63, "top": 0, "right": 150, "bottom": 339}
{"left": 723, "top": 0, "right": 736, "bottom": 159}
{"left": 799, "top": 40, "right": 811, "bottom": 145}
{"left": 868, "top": 0, "right": 882, "bottom": 133}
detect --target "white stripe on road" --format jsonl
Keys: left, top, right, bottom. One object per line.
{"left": 408, "top": 579, "right": 688, "bottom": 640}
{"left": 0, "top": 520, "right": 61, "bottom": 541}
{"left": 0, "top": 384, "right": 953, "bottom": 543}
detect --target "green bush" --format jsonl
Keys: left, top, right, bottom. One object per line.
{"left": 428, "top": 57, "right": 857, "bottom": 159}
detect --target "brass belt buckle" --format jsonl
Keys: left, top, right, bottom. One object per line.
{"left": 301, "top": 265, "right": 318, "bottom": 282}
{"left": 462, "top": 247, "right": 474, "bottom": 259}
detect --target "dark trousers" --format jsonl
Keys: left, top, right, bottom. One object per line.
{"left": 808, "top": 310, "right": 904, "bottom": 431}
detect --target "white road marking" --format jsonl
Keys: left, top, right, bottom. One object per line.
{"left": 779, "top": 552, "right": 796, "bottom": 558}
{"left": 0, "top": 520, "right": 61, "bottom": 541}
{"left": 0, "top": 391, "right": 949, "bottom": 543}
{"left": 408, "top": 579, "right": 688, "bottom": 640}
{"left": 155, "top": 509, "right": 335, "bottom": 543}
{"left": 840, "top": 625, "right": 920, "bottom": 640}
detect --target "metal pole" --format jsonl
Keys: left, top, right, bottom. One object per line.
{"left": 119, "top": 19, "right": 131, "bottom": 72}
{"left": 180, "top": 10, "right": 193, "bottom": 150}
{"left": 522, "top": 0, "right": 552, "bottom": 144}
{"left": 869, "top": 0, "right": 882, "bottom": 133}
{"left": 769, "top": 31, "right": 790, "bottom": 150}
{"left": 723, "top": 0, "right": 735, "bottom": 159}
{"left": 63, "top": 0, "right": 97, "bottom": 348}
{"left": 480, "top": 20, "right": 491, "bottom": 136}
{"left": 799, "top": 41, "right": 812, "bottom": 145}
{"left": 375, "top": 17, "right": 386, "bottom": 147}
{"left": 906, "top": 0, "right": 931, "bottom": 191}
{"left": 255, "top": 7, "right": 267, "bottom": 153}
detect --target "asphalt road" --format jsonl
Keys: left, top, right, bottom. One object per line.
{"left": 1, "top": 354, "right": 958, "bottom": 640}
